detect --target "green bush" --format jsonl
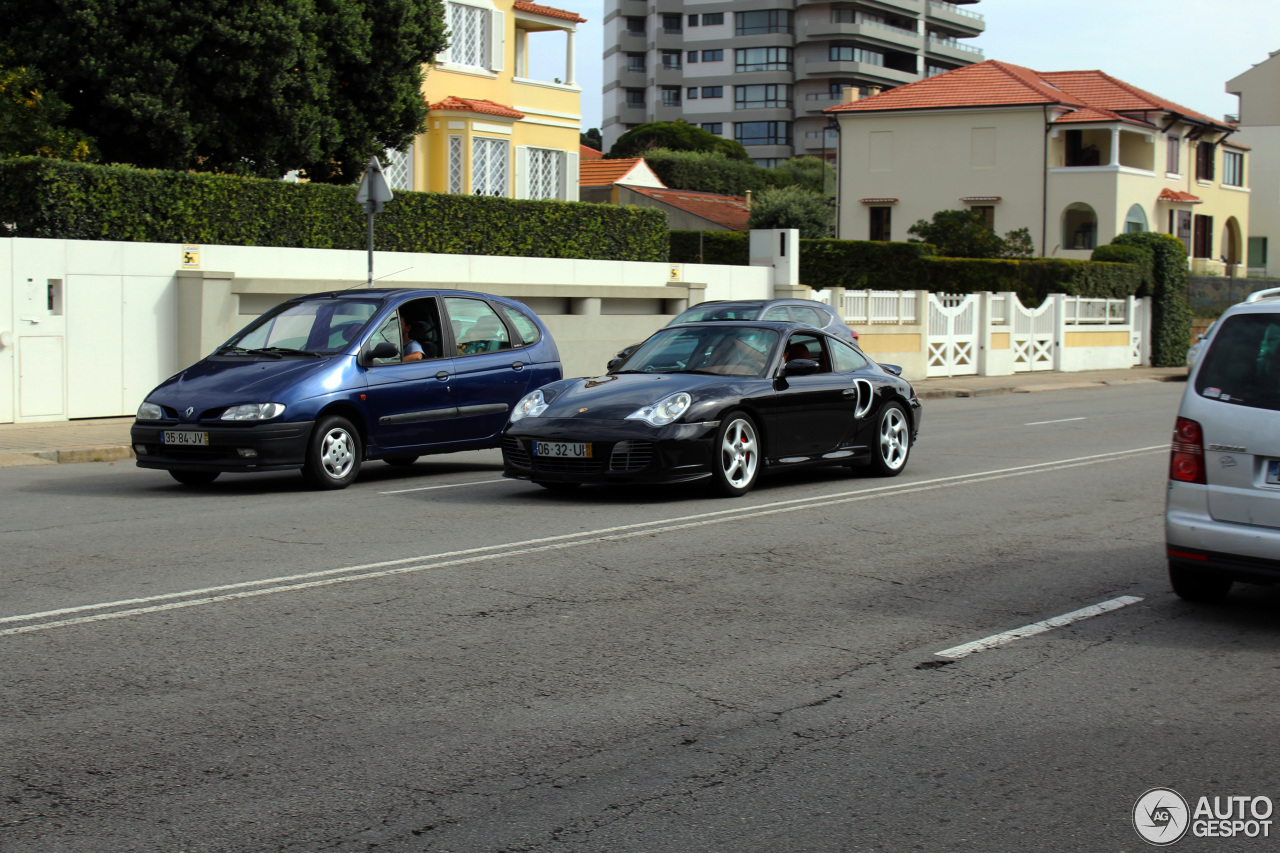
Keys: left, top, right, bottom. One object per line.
{"left": 642, "top": 149, "right": 778, "bottom": 196}
{"left": 0, "top": 156, "right": 669, "bottom": 261}
{"left": 1108, "top": 231, "right": 1192, "bottom": 367}
{"left": 747, "top": 186, "right": 833, "bottom": 239}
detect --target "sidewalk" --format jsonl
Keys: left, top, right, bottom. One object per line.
{"left": 0, "top": 366, "right": 1188, "bottom": 468}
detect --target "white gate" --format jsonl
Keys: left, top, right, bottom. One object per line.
{"left": 1010, "top": 295, "right": 1056, "bottom": 372}
{"left": 926, "top": 293, "right": 979, "bottom": 377}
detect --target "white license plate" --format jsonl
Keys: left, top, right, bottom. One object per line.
{"left": 162, "top": 430, "right": 209, "bottom": 446}
{"left": 533, "top": 441, "right": 591, "bottom": 459}
{"left": 1268, "top": 461, "right": 1280, "bottom": 485}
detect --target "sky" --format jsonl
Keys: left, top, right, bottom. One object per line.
{"left": 539, "top": 0, "right": 1278, "bottom": 133}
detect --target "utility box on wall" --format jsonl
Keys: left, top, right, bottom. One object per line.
{"left": 749, "top": 229, "right": 800, "bottom": 290}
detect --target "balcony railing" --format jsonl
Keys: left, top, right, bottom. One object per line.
{"left": 927, "top": 35, "right": 983, "bottom": 55}
{"left": 928, "top": 1, "right": 984, "bottom": 21}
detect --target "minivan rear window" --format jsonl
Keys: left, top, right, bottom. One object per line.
{"left": 1195, "top": 313, "right": 1280, "bottom": 411}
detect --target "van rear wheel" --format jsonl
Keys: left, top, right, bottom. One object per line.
{"left": 1168, "top": 562, "right": 1233, "bottom": 602}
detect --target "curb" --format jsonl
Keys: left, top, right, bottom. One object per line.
{"left": 0, "top": 446, "right": 135, "bottom": 468}
{"left": 914, "top": 372, "right": 1185, "bottom": 401}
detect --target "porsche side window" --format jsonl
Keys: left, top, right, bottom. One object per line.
{"left": 785, "top": 334, "right": 830, "bottom": 373}
{"left": 830, "top": 339, "right": 869, "bottom": 372}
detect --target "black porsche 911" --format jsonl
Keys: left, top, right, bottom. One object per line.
{"left": 501, "top": 321, "right": 922, "bottom": 496}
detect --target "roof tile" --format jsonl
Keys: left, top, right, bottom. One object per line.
{"left": 513, "top": 1, "right": 587, "bottom": 23}
{"left": 428, "top": 96, "right": 525, "bottom": 119}
{"left": 623, "top": 186, "right": 750, "bottom": 231}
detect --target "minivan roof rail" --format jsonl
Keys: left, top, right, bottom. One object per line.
{"left": 1245, "top": 287, "right": 1280, "bottom": 303}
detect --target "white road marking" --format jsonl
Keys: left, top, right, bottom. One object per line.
{"left": 1024, "top": 417, "right": 1087, "bottom": 426}
{"left": 934, "top": 596, "right": 1145, "bottom": 660}
{"left": 378, "top": 478, "right": 507, "bottom": 495}
{"left": 2, "top": 446, "right": 1166, "bottom": 638}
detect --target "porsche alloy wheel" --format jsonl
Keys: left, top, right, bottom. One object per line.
{"left": 870, "top": 402, "right": 910, "bottom": 477}
{"left": 711, "top": 413, "right": 760, "bottom": 497}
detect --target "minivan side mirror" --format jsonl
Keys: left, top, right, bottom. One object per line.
{"left": 607, "top": 357, "right": 624, "bottom": 372}
{"left": 361, "top": 341, "right": 399, "bottom": 366}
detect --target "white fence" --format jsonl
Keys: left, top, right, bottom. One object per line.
{"left": 811, "top": 288, "right": 1150, "bottom": 379}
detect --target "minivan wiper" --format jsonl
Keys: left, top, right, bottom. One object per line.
{"left": 252, "top": 347, "right": 325, "bottom": 358}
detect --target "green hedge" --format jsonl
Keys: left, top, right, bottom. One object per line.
{"left": 670, "top": 230, "right": 749, "bottom": 265}
{"left": 799, "top": 239, "right": 936, "bottom": 290}
{"left": 1108, "top": 232, "right": 1192, "bottom": 367}
{"left": 0, "top": 157, "right": 669, "bottom": 262}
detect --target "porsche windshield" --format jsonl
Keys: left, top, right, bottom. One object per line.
{"left": 618, "top": 326, "right": 779, "bottom": 377}
{"left": 224, "top": 298, "right": 381, "bottom": 355}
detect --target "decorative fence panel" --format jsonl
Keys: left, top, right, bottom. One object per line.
{"left": 926, "top": 293, "right": 980, "bottom": 377}
{"left": 1010, "top": 296, "right": 1056, "bottom": 373}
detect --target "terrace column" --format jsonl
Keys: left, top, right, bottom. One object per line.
{"left": 1110, "top": 128, "right": 1120, "bottom": 166}
{"left": 566, "top": 31, "right": 576, "bottom": 85}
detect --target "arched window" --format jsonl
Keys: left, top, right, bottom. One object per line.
{"left": 1063, "top": 203, "right": 1097, "bottom": 250}
{"left": 1124, "top": 203, "right": 1148, "bottom": 233}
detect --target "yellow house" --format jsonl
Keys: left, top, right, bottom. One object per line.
{"left": 386, "top": 0, "right": 586, "bottom": 201}
{"left": 827, "top": 60, "right": 1249, "bottom": 274}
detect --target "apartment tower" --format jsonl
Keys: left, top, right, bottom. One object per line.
{"left": 601, "top": 0, "right": 986, "bottom": 164}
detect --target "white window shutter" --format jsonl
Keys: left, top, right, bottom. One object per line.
{"left": 438, "top": 3, "right": 453, "bottom": 64}
{"left": 489, "top": 9, "right": 505, "bottom": 72}
{"left": 515, "top": 146, "right": 530, "bottom": 199}
{"left": 562, "top": 151, "right": 579, "bottom": 201}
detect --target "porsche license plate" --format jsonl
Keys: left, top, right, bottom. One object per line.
{"left": 162, "top": 430, "right": 209, "bottom": 446}
{"left": 533, "top": 441, "right": 591, "bottom": 458}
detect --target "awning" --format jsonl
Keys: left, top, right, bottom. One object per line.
{"left": 1158, "top": 188, "right": 1202, "bottom": 204}
{"left": 859, "top": 198, "right": 899, "bottom": 204}
{"left": 960, "top": 196, "right": 1002, "bottom": 203}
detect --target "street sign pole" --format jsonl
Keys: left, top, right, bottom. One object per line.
{"left": 354, "top": 155, "right": 395, "bottom": 288}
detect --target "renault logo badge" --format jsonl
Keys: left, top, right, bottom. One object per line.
{"left": 185, "top": 407, "right": 194, "bottom": 418}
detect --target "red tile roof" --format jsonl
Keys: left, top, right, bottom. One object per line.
{"left": 579, "top": 158, "right": 655, "bottom": 186}
{"left": 513, "top": 1, "right": 587, "bottom": 23}
{"left": 1158, "top": 189, "right": 1202, "bottom": 204}
{"left": 428, "top": 96, "right": 524, "bottom": 119}
{"left": 623, "top": 186, "right": 751, "bottom": 231}
{"left": 827, "top": 60, "right": 1226, "bottom": 128}
{"left": 579, "top": 144, "right": 604, "bottom": 160}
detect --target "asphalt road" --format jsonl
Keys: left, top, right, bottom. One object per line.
{"left": 4, "top": 381, "right": 1278, "bottom": 853}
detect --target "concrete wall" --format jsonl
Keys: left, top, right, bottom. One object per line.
{"left": 0, "top": 238, "right": 775, "bottom": 423}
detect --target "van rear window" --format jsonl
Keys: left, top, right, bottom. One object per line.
{"left": 1195, "top": 314, "right": 1280, "bottom": 411}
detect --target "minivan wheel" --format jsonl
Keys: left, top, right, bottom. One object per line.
{"left": 1168, "top": 562, "right": 1233, "bottom": 603}
{"left": 304, "top": 416, "right": 362, "bottom": 490}
{"left": 170, "top": 470, "right": 220, "bottom": 486}
{"left": 710, "top": 412, "right": 760, "bottom": 497}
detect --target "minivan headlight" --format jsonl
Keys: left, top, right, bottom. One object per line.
{"left": 221, "top": 403, "right": 286, "bottom": 421}
{"left": 136, "top": 401, "right": 163, "bottom": 421}
{"left": 626, "top": 392, "right": 692, "bottom": 427}
{"left": 510, "top": 390, "right": 549, "bottom": 422}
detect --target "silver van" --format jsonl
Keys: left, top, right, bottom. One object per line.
{"left": 1166, "top": 287, "right": 1280, "bottom": 600}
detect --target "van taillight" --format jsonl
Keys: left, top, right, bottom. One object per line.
{"left": 1170, "top": 417, "right": 1205, "bottom": 484}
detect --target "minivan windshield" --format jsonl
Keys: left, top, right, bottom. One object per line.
{"left": 1195, "top": 313, "right": 1280, "bottom": 411}
{"left": 615, "top": 326, "right": 779, "bottom": 377}
{"left": 223, "top": 298, "right": 381, "bottom": 355}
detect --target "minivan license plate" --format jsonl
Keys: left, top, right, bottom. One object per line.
{"left": 533, "top": 441, "right": 591, "bottom": 458}
{"left": 1267, "top": 460, "right": 1280, "bottom": 485}
{"left": 163, "top": 430, "right": 209, "bottom": 446}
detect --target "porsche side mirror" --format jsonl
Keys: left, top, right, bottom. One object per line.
{"left": 782, "top": 358, "right": 820, "bottom": 376}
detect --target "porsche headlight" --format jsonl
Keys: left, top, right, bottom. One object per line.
{"left": 220, "top": 403, "right": 286, "bottom": 421}
{"left": 136, "top": 401, "right": 163, "bottom": 421}
{"left": 626, "top": 392, "right": 692, "bottom": 427}
{"left": 510, "top": 389, "right": 550, "bottom": 422}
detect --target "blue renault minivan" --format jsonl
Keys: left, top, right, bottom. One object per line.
{"left": 131, "top": 288, "right": 562, "bottom": 489}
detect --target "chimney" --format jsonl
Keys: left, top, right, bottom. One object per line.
{"left": 842, "top": 86, "right": 859, "bottom": 104}
{"left": 744, "top": 190, "right": 753, "bottom": 209}
{"left": 867, "top": 85, "right": 883, "bottom": 97}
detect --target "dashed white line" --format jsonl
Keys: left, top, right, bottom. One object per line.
{"left": 934, "top": 596, "right": 1145, "bottom": 660}
{"left": 2, "top": 447, "right": 1165, "bottom": 638}
{"left": 1025, "top": 417, "right": 1087, "bottom": 426}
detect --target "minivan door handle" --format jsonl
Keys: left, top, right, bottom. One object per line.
{"left": 435, "top": 371, "right": 449, "bottom": 381}
{"left": 511, "top": 361, "right": 524, "bottom": 370}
